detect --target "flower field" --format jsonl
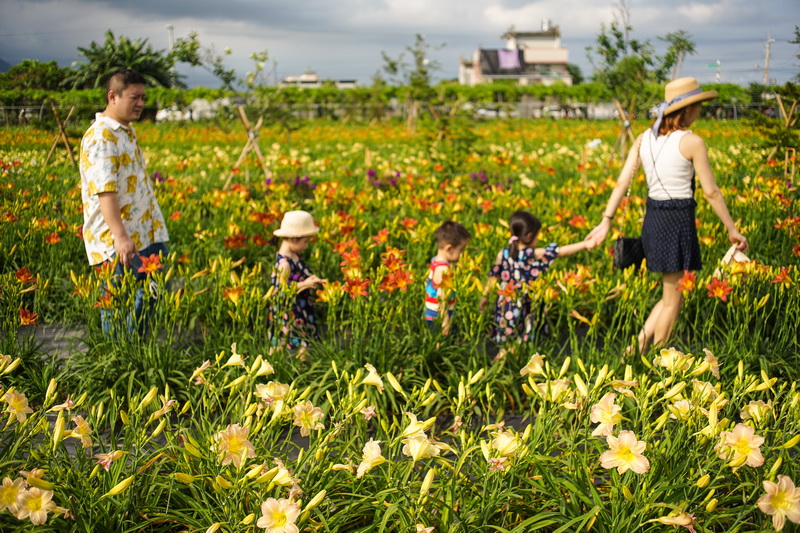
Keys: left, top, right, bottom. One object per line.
{"left": 0, "top": 117, "right": 799, "bottom": 532}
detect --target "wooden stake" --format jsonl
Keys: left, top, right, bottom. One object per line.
{"left": 44, "top": 103, "right": 77, "bottom": 168}
{"left": 224, "top": 105, "right": 271, "bottom": 190}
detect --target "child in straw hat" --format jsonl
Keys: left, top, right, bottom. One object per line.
{"left": 587, "top": 77, "right": 748, "bottom": 355}
{"left": 270, "top": 210, "right": 326, "bottom": 349}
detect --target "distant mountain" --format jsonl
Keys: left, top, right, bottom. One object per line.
{"left": 0, "top": 58, "right": 11, "bottom": 72}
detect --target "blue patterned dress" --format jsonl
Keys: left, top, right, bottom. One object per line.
{"left": 488, "top": 243, "right": 559, "bottom": 343}
{"left": 271, "top": 253, "right": 317, "bottom": 347}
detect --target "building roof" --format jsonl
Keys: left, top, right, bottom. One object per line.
{"left": 501, "top": 27, "right": 560, "bottom": 40}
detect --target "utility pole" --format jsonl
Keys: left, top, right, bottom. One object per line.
{"left": 763, "top": 31, "right": 774, "bottom": 86}
{"left": 166, "top": 24, "right": 176, "bottom": 86}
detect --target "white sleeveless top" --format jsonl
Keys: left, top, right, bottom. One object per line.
{"left": 639, "top": 130, "right": 694, "bottom": 201}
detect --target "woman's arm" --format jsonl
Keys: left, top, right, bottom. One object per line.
{"left": 586, "top": 134, "right": 643, "bottom": 246}
{"left": 682, "top": 133, "right": 748, "bottom": 251}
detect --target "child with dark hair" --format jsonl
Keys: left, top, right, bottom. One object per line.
{"left": 480, "top": 210, "right": 593, "bottom": 344}
{"left": 424, "top": 220, "right": 471, "bottom": 335}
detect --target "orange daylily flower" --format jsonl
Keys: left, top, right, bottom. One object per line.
{"left": 44, "top": 233, "right": 60, "bottom": 244}
{"left": 770, "top": 267, "right": 792, "bottom": 286}
{"left": 222, "top": 286, "right": 244, "bottom": 305}
{"left": 138, "top": 254, "right": 162, "bottom": 275}
{"left": 16, "top": 267, "right": 35, "bottom": 285}
{"left": 19, "top": 308, "right": 38, "bottom": 326}
{"left": 343, "top": 277, "right": 370, "bottom": 299}
{"left": 370, "top": 228, "right": 390, "bottom": 245}
{"left": 399, "top": 217, "right": 418, "bottom": 230}
{"left": 677, "top": 270, "right": 696, "bottom": 292}
{"left": 706, "top": 278, "right": 733, "bottom": 302}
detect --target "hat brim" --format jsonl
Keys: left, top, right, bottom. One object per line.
{"left": 273, "top": 227, "right": 320, "bottom": 238}
{"left": 664, "top": 90, "right": 717, "bottom": 115}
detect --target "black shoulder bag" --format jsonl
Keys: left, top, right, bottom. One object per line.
{"left": 613, "top": 138, "right": 645, "bottom": 270}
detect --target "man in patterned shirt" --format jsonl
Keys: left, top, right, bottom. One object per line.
{"left": 79, "top": 68, "right": 170, "bottom": 335}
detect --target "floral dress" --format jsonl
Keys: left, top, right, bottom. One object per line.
{"left": 489, "top": 243, "right": 559, "bottom": 344}
{"left": 270, "top": 253, "right": 317, "bottom": 347}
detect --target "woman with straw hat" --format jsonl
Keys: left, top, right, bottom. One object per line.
{"left": 587, "top": 77, "right": 748, "bottom": 354}
{"left": 270, "top": 210, "right": 326, "bottom": 351}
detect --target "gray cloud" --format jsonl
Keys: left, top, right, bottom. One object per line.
{"left": 0, "top": 0, "right": 797, "bottom": 86}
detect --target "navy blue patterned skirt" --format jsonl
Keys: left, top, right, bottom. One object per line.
{"left": 641, "top": 197, "right": 702, "bottom": 272}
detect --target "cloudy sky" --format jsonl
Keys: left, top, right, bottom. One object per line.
{"left": 1, "top": 0, "right": 797, "bottom": 87}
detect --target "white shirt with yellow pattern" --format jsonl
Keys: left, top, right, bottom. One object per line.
{"left": 80, "top": 113, "right": 169, "bottom": 265}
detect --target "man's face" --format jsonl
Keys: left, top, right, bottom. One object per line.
{"left": 107, "top": 83, "right": 145, "bottom": 125}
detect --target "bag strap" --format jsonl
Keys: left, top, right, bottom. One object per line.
{"left": 618, "top": 134, "right": 643, "bottom": 238}
{"left": 647, "top": 131, "right": 675, "bottom": 201}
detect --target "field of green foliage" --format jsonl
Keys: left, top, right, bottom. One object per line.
{"left": 0, "top": 117, "right": 798, "bottom": 531}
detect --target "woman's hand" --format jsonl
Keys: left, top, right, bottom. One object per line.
{"left": 586, "top": 218, "right": 612, "bottom": 248}
{"left": 729, "top": 230, "right": 748, "bottom": 252}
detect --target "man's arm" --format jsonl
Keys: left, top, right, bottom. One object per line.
{"left": 98, "top": 192, "right": 135, "bottom": 267}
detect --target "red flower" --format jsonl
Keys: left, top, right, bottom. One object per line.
{"left": 15, "top": 267, "right": 35, "bottom": 285}
{"left": 45, "top": 232, "right": 61, "bottom": 244}
{"left": 169, "top": 211, "right": 181, "bottom": 221}
{"left": 793, "top": 244, "right": 800, "bottom": 257}
{"left": 19, "top": 308, "right": 38, "bottom": 326}
{"left": 677, "top": 270, "right": 697, "bottom": 292}
{"left": 340, "top": 248, "right": 362, "bottom": 270}
{"left": 379, "top": 270, "right": 413, "bottom": 292}
{"left": 497, "top": 280, "right": 518, "bottom": 301}
{"left": 343, "top": 277, "right": 370, "bottom": 299}
{"left": 138, "top": 254, "right": 163, "bottom": 275}
{"left": 381, "top": 247, "right": 407, "bottom": 272}
{"left": 332, "top": 238, "right": 358, "bottom": 254}
{"left": 94, "top": 262, "right": 115, "bottom": 278}
{"left": 224, "top": 233, "right": 248, "bottom": 250}
{"left": 568, "top": 215, "right": 587, "bottom": 229}
{"left": 706, "top": 278, "right": 733, "bottom": 302}
{"left": 770, "top": 266, "right": 792, "bottom": 286}
{"left": 371, "top": 228, "right": 390, "bottom": 246}
{"left": 94, "top": 294, "right": 114, "bottom": 309}
{"left": 400, "top": 217, "right": 418, "bottom": 230}
{"left": 252, "top": 233, "right": 269, "bottom": 246}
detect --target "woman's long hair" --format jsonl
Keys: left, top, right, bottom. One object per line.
{"left": 508, "top": 211, "right": 541, "bottom": 257}
{"left": 657, "top": 103, "right": 699, "bottom": 136}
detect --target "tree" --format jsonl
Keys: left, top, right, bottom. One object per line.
{"left": 659, "top": 30, "right": 697, "bottom": 80}
{"left": 381, "top": 34, "right": 445, "bottom": 129}
{"left": 171, "top": 32, "right": 238, "bottom": 92}
{"left": 66, "top": 30, "right": 177, "bottom": 89}
{"left": 0, "top": 59, "right": 71, "bottom": 90}
{"left": 566, "top": 63, "right": 584, "bottom": 85}
{"left": 585, "top": 0, "right": 668, "bottom": 117}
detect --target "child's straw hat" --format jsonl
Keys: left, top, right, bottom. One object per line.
{"left": 273, "top": 210, "right": 319, "bottom": 238}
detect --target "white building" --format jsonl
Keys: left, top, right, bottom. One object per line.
{"left": 279, "top": 70, "right": 357, "bottom": 89}
{"left": 459, "top": 20, "right": 572, "bottom": 86}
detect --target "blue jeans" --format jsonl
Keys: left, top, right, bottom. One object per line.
{"left": 99, "top": 242, "right": 169, "bottom": 338}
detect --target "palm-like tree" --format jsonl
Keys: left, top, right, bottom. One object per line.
{"left": 66, "top": 30, "right": 180, "bottom": 89}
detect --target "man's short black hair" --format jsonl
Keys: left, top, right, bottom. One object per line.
{"left": 435, "top": 220, "right": 470, "bottom": 248}
{"left": 105, "top": 69, "right": 146, "bottom": 103}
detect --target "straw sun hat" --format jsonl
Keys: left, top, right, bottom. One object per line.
{"left": 662, "top": 77, "right": 717, "bottom": 116}
{"left": 273, "top": 210, "right": 319, "bottom": 238}
{"left": 652, "top": 77, "right": 718, "bottom": 135}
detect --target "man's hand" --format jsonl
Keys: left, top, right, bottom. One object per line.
{"left": 114, "top": 235, "right": 137, "bottom": 268}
